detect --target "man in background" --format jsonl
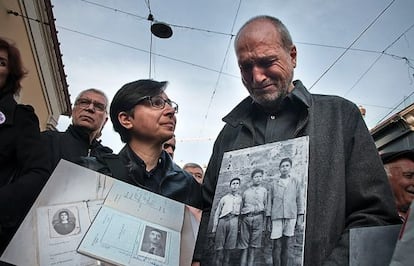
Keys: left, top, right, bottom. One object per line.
{"left": 163, "top": 134, "right": 176, "bottom": 159}
{"left": 184, "top": 162, "right": 204, "bottom": 235}
{"left": 42, "top": 88, "right": 112, "bottom": 171}
{"left": 183, "top": 162, "right": 204, "bottom": 184}
{"left": 381, "top": 149, "right": 414, "bottom": 221}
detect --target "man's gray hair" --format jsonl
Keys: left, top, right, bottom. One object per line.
{"left": 183, "top": 162, "right": 203, "bottom": 172}
{"left": 75, "top": 88, "right": 109, "bottom": 110}
{"left": 235, "top": 15, "right": 293, "bottom": 51}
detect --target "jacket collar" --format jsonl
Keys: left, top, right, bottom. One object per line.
{"left": 223, "top": 80, "right": 311, "bottom": 127}
{"left": 119, "top": 145, "right": 182, "bottom": 180}
{"left": 67, "top": 124, "right": 103, "bottom": 148}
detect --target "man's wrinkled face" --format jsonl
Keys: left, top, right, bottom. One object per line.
{"left": 72, "top": 91, "right": 108, "bottom": 133}
{"left": 387, "top": 158, "right": 414, "bottom": 212}
{"left": 235, "top": 19, "right": 297, "bottom": 112}
{"left": 185, "top": 166, "right": 204, "bottom": 184}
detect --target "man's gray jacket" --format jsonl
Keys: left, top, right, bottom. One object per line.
{"left": 195, "top": 80, "right": 400, "bottom": 265}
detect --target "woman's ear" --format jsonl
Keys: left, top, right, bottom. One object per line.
{"left": 118, "top": 111, "right": 133, "bottom": 129}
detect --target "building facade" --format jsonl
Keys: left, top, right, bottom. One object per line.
{"left": 371, "top": 103, "right": 414, "bottom": 153}
{"left": 0, "top": 0, "right": 70, "bottom": 130}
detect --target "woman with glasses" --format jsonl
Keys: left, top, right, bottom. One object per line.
{"left": 95, "top": 79, "right": 202, "bottom": 209}
{"left": 0, "top": 37, "right": 50, "bottom": 253}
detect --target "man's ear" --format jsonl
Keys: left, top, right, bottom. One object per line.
{"left": 102, "top": 116, "right": 108, "bottom": 129}
{"left": 290, "top": 44, "right": 297, "bottom": 68}
{"left": 118, "top": 112, "right": 133, "bottom": 129}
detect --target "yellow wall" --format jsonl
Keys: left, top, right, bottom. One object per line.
{"left": 0, "top": 0, "right": 70, "bottom": 130}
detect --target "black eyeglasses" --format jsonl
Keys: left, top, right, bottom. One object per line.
{"left": 75, "top": 98, "right": 107, "bottom": 112}
{"left": 136, "top": 95, "right": 179, "bottom": 113}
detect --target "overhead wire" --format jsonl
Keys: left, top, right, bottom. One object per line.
{"left": 377, "top": 91, "right": 414, "bottom": 124}
{"left": 201, "top": 0, "right": 242, "bottom": 126}
{"left": 308, "top": 0, "right": 396, "bottom": 90}
{"left": 8, "top": 1, "right": 414, "bottom": 128}
{"left": 54, "top": 25, "right": 239, "bottom": 78}
{"left": 144, "top": 0, "right": 152, "bottom": 15}
{"left": 7, "top": 4, "right": 412, "bottom": 87}
{"left": 374, "top": 21, "right": 414, "bottom": 124}
{"left": 6, "top": 9, "right": 49, "bottom": 25}
{"left": 166, "top": 23, "right": 234, "bottom": 37}
{"left": 53, "top": 22, "right": 412, "bottom": 81}
{"left": 344, "top": 22, "right": 414, "bottom": 97}
{"left": 296, "top": 41, "right": 413, "bottom": 61}
{"left": 80, "top": 0, "right": 147, "bottom": 20}
{"left": 146, "top": 0, "right": 153, "bottom": 78}
{"left": 73, "top": 0, "right": 414, "bottom": 87}
{"left": 80, "top": 0, "right": 232, "bottom": 36}
{"left": 354, "top": 103, "right": 394, "bottom": 110}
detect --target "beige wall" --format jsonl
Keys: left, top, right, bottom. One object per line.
{"left": 0, "top": 0, "right": 70, "bottom": 130}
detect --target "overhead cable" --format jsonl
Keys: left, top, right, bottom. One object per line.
{"left": 308, "top": 0, "right": 396, "bottom": 90}
{"left": 377, "top": 91, "right": 414, "bottom": 124}
{"left": 202, "top": 0, "right": 242, "bottom": 125}
{"left": 80, "top": 0, "right": 232, "bottom": 36}
{"left": 56, "top": 25, "right": 239, "bottom": 78}
{"left": 344, "top": 22, "right": 414, "bottom": 97}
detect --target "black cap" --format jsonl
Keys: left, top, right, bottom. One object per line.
{"left": 381, "top": 149, "right": 414, "bottom": 164}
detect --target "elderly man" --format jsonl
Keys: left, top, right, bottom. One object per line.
{"left": 381, "top": 149, "right": 414, "bottom": 221}
{"left": 183, "top": 162, "right": 204, "bottom": 184}
{"left": 42, "top": 88, "right": 112, "bottom": 171}
{"left": 194, "top": 15, "right": 400, "bottom": 265}
{"left": 163, "top": 135, "right": 176, "bottom": 159}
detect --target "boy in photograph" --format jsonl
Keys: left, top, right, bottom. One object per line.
{"left": 239, "top": 169, "right": 267, "bottom": 266}
{"left": 212, "top": 177, "right": 242, "bottom": 266}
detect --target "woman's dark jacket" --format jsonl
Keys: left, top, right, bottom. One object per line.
{"left": 0, "top": 93, "right": 50, "bottom": 254}
{"left": 41, "top": 124, "right": 113, "bottom": 172}
{"left": 92, "top": 145, "right": 203, "bottom": 209}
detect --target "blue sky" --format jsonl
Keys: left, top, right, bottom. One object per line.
{"left": 52, "top": 0, "right": 414, "bottom": 166}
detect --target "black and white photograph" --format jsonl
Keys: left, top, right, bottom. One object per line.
{"left": 49, "top": 206, "right": 81, "bottom": 237}
{"left": 51, "top": 209, "right": 77, "bottom": 236}
{"left": 35, "top": 198, "right": 94, "bottom": 266}
{"left": 139, "top": 225, "right": 168, "bottom": 261}
{"left": 208, "top": 136, "right": 309, "bottom": 266}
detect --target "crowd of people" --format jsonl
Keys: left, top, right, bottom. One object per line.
{"left": 0, "top": 14, "right": 412, "bottom": 266}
